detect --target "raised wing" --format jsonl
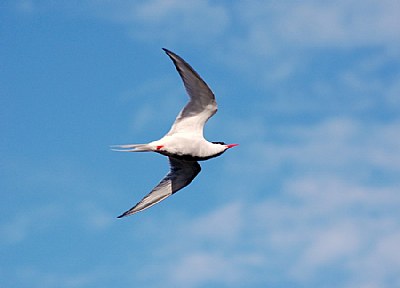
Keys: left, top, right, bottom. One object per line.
{"left": 117, "top": 157, "right": 201, "bottom": 218}
{"left": 163, "top": 48, "right": 218, "bottom": 137}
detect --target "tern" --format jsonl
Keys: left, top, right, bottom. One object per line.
{"left": 113, "top": 48, "right": 238, "bottom": 218}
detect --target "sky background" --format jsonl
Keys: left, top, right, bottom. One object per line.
{"left": 1, "top": 0, "right": 400, "bottom": 287}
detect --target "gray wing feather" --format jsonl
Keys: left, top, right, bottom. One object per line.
{"left": 117, "top": 157, "right": 201, "bottom": 218}
{"left": 163, "top": 48, "right": 217, "bottom": 136}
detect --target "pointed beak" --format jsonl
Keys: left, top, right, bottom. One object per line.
{"left": 226, "top": 143, "right": 239, "bottom": 149}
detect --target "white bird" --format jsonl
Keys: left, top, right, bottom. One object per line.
{"left": 113, "top": 48, "right": 238, "bottom": 218}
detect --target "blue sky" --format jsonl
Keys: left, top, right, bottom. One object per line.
{"left": 1, "top": 0, "right": 400, "bottom": 287}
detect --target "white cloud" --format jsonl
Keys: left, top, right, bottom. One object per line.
{"left": 291, "top": 223, "right": 361, "bottom": 280}
{"left": 234, "top": 0, "right": 400, "bottom": 49}
{"left": 354, "top": 231, "right": 400, "bottom": 285}
{"left": 76, "top": 0, "right": 400, "bottom": 66}
{"left": 88, "top": 0, "right": 230, "bottom": 46}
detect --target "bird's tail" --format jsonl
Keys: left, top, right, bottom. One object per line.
{"left": 110, "top": 143, "right": 153, "bottom": 152}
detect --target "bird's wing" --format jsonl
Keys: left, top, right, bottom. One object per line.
{"left": 163, "top": 48, "right": 218, "bottom": 137}
{"left": 117, "top": 157, "right": 201, "bottom": 218}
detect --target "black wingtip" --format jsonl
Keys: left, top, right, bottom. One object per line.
{"left": 117, "top": 213, "right": 126, "bottom": 219}
{"left": 162, "top": 48, "right": 177, "bottom": 58}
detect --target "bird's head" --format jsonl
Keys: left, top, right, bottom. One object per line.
{"left": 212, "top": 141, "right": 239, "bottom": 151}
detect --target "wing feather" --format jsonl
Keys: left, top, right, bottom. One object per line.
{"left": 117, "top": 157, "right": 201, "bottom": 217}
{"left": 163, "top": 48, "right": 217, "bottom": 137}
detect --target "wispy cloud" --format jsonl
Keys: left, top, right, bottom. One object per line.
{"left": 16, "top": 0, "right": 35, "bottom": 14}
{"left": 134, "top": 175, "right": 400, "bottom": 287}
{"left": 86, "top": 0, "right": 229, "bottom": 47}
{"left": 13, "top": 266, "right": 113, "bottom": 288}
{"left": 133, "top": 115, "right": 400, "bottom": 287}
{"left": 5, "top": 1, "right": 400, "bottom": 287}
{"left": 117, "top": 76, "right": 185, "bottom": 135}
{"left": 0, "top": 156, "right": 119, "bottom": 244}
{"left": 0, "top": 205, "right": 61, "bottom": 245}
{"left": 95, "top": 0, "right": 400, "bottom": 48}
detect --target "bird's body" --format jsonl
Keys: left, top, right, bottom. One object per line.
{"left": 113, "top": 48, "right": 237, "bottom": 218}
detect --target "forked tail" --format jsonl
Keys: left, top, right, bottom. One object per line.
{"left": 110, "top": 143, "right": 153, "bottom": 152}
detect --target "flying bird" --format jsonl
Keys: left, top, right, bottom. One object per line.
{"left": 113, "top": 48, "right": 238, "bottom": 218}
